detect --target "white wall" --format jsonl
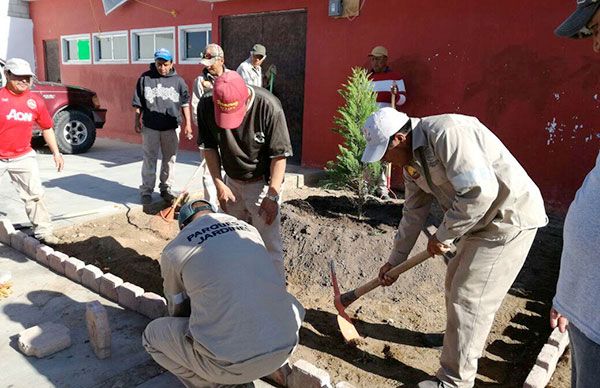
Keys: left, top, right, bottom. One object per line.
{"left": 0, "top": 0, "right": 35, "bottom": 71}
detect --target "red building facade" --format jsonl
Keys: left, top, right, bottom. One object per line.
{"left": 29, "top": 0, "right": 599, "bottom": 211}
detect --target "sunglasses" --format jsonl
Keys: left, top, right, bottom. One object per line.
{"left": 202, "top": 52, "right": 222, "bottom": 60}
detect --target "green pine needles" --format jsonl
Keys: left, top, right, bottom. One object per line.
{"left": 322, "top": 67, "right": 382, "bottom": 203}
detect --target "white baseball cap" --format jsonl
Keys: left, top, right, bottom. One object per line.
{"left": 4, "top": 58, "right": 35, "bottom": 77}
{"left": 361, "top": 107, "right": 410, "bottom": 163}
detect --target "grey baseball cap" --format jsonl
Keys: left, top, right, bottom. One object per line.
{"left": 555, "top": 0, "right": 600, "bottom": 38}
{"left": 250, "top": 44, "right": 266, "bottom": 57}
{"left": 4, "top": 58, "right": 35, "bottom": 76}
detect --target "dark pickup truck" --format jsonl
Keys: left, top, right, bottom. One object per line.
{"left": 1, "top": 58, "right": 107, "bottom": 154}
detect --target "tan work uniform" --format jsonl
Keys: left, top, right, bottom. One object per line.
{"left": 143, "top": 213, "right": 304, "bottom": 388}
{"left": 388, "top": 114, "right": 548, "bottom": 387}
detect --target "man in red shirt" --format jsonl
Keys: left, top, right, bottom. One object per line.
{"left": 368, "top": 45, "right": 408, "bottom": 199}
{"left": 0, "top": 58, "right": 64, "bottom": 244}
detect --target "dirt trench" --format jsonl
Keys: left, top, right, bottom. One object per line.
{"left": 53, "top": 189, "right": 570, "bottom": 387}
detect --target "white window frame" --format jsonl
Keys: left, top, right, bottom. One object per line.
{"left": 61, "top": 33, "right": 92, "bottom": 65}
{"left": 130, "top": 26, "right": 176, "bottom": 64}
{"left": 92, "top": 30, "right": 129, "bottom": 64}
{"left": 178, "top": 23, "right": 212, "bottom": 64}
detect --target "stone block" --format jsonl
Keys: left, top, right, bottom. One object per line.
{"left": 99, "top": 273, "right": 123, "bottom": 302}
{"left": 548, "top": 327, "right": 570, "bottom": 354}
{"left": 288, "top": 359, "right": 332, "bottom": 388}
{"left": 48, "top": 251, "right": 69, "bottom": 274}
{"left": 0, "top": 218, "right": 15, "bottom": 244}
{"left": 137, "top": 292, "right": 167, "bottom": 319}
{"left": 335, "top": 383, "right": 356, "bottom": 388}
{"left": 265, "top": 361, "right": 292, "bottom": 387}
{"left": 81, "top": 265, "right": 103, "bottom": 293}
{"left": 64, "top": 257, "right": 85, "bottom": 283}
{"left": 23, "top": 236, "right": 41, "bottom": 259}
{"left": 10, "top": 231, "right": 28, "bottom": 253}
{"left": 536, "top": 343, "right": 559, "bottom": 373}
{"left": 523, "top": 364, "right": 549, "bottom": 388}
{"left": 35, "top": 245, "right": 54, "bottom": 267}
{"left": 85, "top": 300, "right": 111, "bottom": 359}
{"left": 18, "top": 322, "right": 72, "bottom": 358}
{"left": 117, "top": 282, "right": 145, "bottom": 311}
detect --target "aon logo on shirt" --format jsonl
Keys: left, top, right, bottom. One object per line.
{"left": 6, "top": 109, "right": 33, "bottom": 122}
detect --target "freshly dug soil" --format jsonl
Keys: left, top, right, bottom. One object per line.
{"left": 54, "top": 189, "right": 569, "bottom": 387}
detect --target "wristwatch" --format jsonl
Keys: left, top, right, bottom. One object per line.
{"left": 265, "top": 192, "right": 280, "bottom": 202}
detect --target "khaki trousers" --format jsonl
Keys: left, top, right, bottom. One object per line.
{"left": 140, "top": 126, "right": 180, "bottom": 195}
{"left": 437, "top": 227, "right": 538, "bottom": 387}
{"left": 223, "top": 176, "right": 284, "bottom": 280}
{"left": 0, "top": 150, "right": 52, "bottom": 237}
{"left": 143, "top": 317, "right": 289, "bottom": 388}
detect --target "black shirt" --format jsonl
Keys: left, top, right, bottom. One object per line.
{"left": 197, "top": 87, "right": 293, "bottom": 180}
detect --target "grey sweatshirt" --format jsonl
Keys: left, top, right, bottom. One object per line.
{"left": 554, "top": 150, "right": 600, "bottom": 344}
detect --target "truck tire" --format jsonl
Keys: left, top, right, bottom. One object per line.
{"left": 53, "top": 110, "right": 96, "bottom": 154}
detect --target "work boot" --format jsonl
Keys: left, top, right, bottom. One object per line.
{"left": 141, "top": 194, "right": 153, "bottom": 205}
{"left": 37, "top": 234, "right": 60, "bottom": 245}
{"left": 160, "top": 189, "right": 176, "bottom": 203}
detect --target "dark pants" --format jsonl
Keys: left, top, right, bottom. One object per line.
{"left": 569, "top": 323, "right": 600, "bottom": 387}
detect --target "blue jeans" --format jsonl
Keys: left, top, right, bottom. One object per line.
{"left": 569, "top": 323, "right": 600, "bottom": 387}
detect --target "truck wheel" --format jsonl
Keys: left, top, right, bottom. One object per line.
{"left": 53, "top": 110, "right": 96, "bottom": 154}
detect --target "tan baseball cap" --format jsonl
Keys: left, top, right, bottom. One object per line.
{"left": 369, "top": 46, "right": 388, "bottom": 57}
{"left": 200, "top": 43, "right": 224, "bottom": 66}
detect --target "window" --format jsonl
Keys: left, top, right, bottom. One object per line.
{"left": 130, "top": 27, "right": 175, "bottom": 63}
{"left": 92, "top": 31, "right": 128, "bottom": 63}
{"left": 178, "top": 24, "right": 212, "bottom": 64}
{"left": 61, "top": 34, "right": 92, "bottom": 64}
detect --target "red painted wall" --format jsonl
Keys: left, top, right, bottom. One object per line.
{"left": 30, "top": 0, "right": 600, "bottom": 211}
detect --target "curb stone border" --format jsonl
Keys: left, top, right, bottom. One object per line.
{"left": 523, "top": 327, "right": 570, "bottom": 388}
{"left": 0, "top": 217, "right": 351, "bottom": 388}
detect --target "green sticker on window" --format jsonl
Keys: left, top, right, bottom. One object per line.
{"left": 77, "top": 39, "right": 90, "bottom": 60}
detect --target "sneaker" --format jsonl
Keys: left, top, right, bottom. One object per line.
{"left": 141, "top": 194, "right": 152, "bottom": 205}
{"left": 417, "top": 378, "right": 446, "bottom": 388}
{"left": 37, "top": 234, "right": 60, "bottom": 245}
{"left": 160, "top": 190, "right": 176, "bottom": 203}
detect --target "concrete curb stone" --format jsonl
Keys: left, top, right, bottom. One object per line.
{"left": 117, "top": 282, "right": 145, "bottom": 311}
{"left": 48, "top": 251, "right": 69, "bottom": 274}
{"left": 23, "top": 236, "right": 41, "bottom": 258}
{"left": 137, "top": 292, "right": 167, "bottom": 319}
{"left": 288, "top": 359, "right": 332, "bottom": 388}
{"left": 85, "top": 301, "right": 111, "bottom": 359}
{"left": 524, "top": 328, "right": 570, "bottom": 388}
{"left": 81, "top": 264, "right": 104, "bottom": 292}
{"left": 0, "top": 218, "right": 16, "bottom": 244}
{"left": 64, "top": 257, "right": 85, "bottom": 283}
{"left": 99, "top": 273, "right": 123, "bottom": 302}
{"left": 35, "top": 244, "right": 54, "bottom": 267}
{"left": 10, "top": 231, "right": 28, "bottom": 253}
{"left": 18, "top": 322, "right": 72, "bottom": 358}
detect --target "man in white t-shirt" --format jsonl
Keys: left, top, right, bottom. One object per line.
{"left": 142, "top": 198, "right": 304, "bottom": 387}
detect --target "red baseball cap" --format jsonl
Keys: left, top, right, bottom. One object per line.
{"left": 213, "top": 71, "right": 249, "bottom": 129}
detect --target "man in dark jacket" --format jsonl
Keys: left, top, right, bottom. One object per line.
{"left": 132, "top": 48, "right": 192, "bottom": 204}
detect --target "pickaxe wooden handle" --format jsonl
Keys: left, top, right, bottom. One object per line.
{"left": 339, "top": 250, "right": 431, "bottom": 308}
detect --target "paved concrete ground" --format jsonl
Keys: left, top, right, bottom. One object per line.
{"left": 0, "top": 243, "right": 159, "bottom": 387}
{"left": 0, "top": 139, "right": 312, "bottom": 387}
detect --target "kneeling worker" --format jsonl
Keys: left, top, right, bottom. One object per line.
{"left": 143, "top": 198, "right": 304, "bottom": 387}
{"left": 361, "top": 108, "right": 547, "bottom": 387}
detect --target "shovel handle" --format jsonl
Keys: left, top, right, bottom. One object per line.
{"left": 352, "top": 250, "right": 431, "bottom": 301}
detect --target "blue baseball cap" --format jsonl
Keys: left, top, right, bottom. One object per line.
{"left": 178, "top": 199, "right": 216, "bottom": 229}
{"left": 154, "top": 48, "right": 173, "bottom": 61}
{"left": 555, "top": 0, "right": 600, "bottom": 38}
